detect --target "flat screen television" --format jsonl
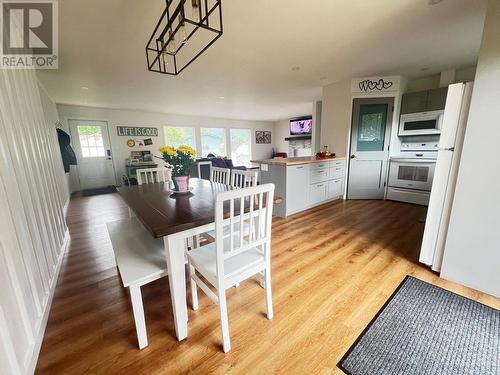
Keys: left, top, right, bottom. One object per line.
{"left": 290, "top": 117, "right": 312, "bottom": 135}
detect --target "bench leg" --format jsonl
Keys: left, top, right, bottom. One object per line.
{"left": 164, "top": 235, "right": 188, "bottom": 341}
{"left": 129, "top": 284, "right": 148, "bottom": 349}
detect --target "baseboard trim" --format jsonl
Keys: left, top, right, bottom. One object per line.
{"left": 26, "top": 228, "right": 70, "bottom": 375}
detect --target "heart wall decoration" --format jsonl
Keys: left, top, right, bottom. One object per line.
{"left": 358, "top": 79, "right": 394, "bottom": 92}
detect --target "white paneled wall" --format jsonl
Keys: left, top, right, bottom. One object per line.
{"left": 0, "top": 67, "right": 69, "bottom": 374}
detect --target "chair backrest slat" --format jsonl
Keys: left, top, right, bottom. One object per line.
{"left": 210, "top": 166, "right": 230, "bottom": 185}
{"left": 230, "top": 169, "right": 258, "bottom": 189}
{"left": 137, "top": 167, "right": 172, "bottom": 187}
{"left": 214, "top": 184, "right": 275, "bottom": 281}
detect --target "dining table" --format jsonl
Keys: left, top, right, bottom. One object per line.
{"left": 117, "top": 178, "right": 282, "bottom": 341}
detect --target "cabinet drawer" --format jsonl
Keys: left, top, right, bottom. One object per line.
{"left": 328, "top": 178, "right": 344, "bottom": 199}
{"left": 310, "top": 168, "right": 329, "bottom": 183}
{"left": 310, "top": 161, "right": 331, "bottom": 170}
{"left": 309, "top": 182, "right": 328, "bottom": 205}
{"left": 330, "top": 166, "right": 345, "bottom": 179}
{"left": 331, "top": 160, "right": 346, "bottom": 167}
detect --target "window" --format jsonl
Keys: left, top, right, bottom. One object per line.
{"left": 77, "top": 125, "right": 105, "bottom": 157}
{"left": 230, "top": 128, "right": 251, "bottom": 165}
{"left": 201, "top": 127, "right": 226, "bottom": 157}
{"left": 164, "top": 126, "right": 196, "bottom": 150}
{"left": 356, "top": 104, "right": 388, "bottom": 151}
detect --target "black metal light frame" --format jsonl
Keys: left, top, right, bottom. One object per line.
{"left": 146, "top": 0, "right": 223, "bottom": 75}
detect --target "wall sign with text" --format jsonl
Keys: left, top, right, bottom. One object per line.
{"left": 351, "top": 76, "right": 401, "bottom": 95}
{"left": 117, "top": 126, "right": 158, "bottom": 137}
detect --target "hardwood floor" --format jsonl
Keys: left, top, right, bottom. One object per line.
{"left": 36, "top": 194, "right": 500, "bottom": 374}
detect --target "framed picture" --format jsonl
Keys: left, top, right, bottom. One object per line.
{"left": 256, "top": 130, "right": 271, "bottom": 144}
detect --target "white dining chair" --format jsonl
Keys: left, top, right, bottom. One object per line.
{"left": 197, "top": 160, "right": 212, "bottom": 180}
{"left": 206, "top": 169, "right": 258, "bottom": 243}
{"left": 187, "top": 183, "right": 275, "bottom": 353}
{"left": 136, "top": 167, "right": 172, "bottom": 187}
{"left": 230, "top": 169, "right": 258, "bottom": 188}
{"left": 210, "top": 166, "right": 230, "bottom": 185}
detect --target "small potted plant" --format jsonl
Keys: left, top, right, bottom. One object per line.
{"left": 159, "top": 145, "right": 196, "bottom": 192}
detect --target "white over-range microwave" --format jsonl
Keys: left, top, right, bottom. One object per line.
{"left": 399, "top": 110, "right": 444, "bottom": 136}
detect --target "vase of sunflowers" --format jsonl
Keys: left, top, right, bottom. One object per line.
{"left": 159, "top": 145, "right": 196, "bottom": 193}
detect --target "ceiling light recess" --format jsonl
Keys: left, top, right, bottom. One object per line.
{"left": 146, "top": 0, "right": 223, "bottom": 76}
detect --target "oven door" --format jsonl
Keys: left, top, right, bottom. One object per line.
{"left": 388, "top": 159, "right": 435, "bottom": 191}
{"left": 399, "top": 111, "right": 443, "bottom": 136}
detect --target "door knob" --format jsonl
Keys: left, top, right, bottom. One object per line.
{"left": 350, "top": 155, "right": 356, "bottom": 159}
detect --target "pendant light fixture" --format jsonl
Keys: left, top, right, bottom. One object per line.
{"left": 146, "top": 0, "right": 223, "bottom": 75}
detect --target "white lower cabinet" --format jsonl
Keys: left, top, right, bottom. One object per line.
{"left": 273, "top": 159, "right": 347, "bottom": 217}
{"left": 286, "top": 164, "right": 310, "bottom": 214}
{"left": 328, "top": 178, "right": 344, "bottom": 199}
{"left": 310, "top": 182, "right": 328, "bottom": 205}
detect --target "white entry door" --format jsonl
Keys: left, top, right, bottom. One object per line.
{"left": 69, "top": 119, "right": 116, "bottom": 190}
{"left": 348, "top": 98, "right": 393, "bottom": 199}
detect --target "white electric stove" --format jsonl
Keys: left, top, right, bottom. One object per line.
{"left": 386, "top": 142, "right": 438, "bottom": 206}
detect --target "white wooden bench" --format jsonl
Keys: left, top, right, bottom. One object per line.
{"left": 106, "top": 217, "right": 168, "bottom": 349}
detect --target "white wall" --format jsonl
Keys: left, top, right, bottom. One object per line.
{"left": 0, "top": 67, "right": 69, "bottom": 375}
{"left": 441, "top": 0, "right": 500, "bottom": 298}
{"left": 405, "top": 66, "right": 477, "bottom": 92}
{"left": 320, "top": 79, "right": 352, "bottom": 157}
{"left": 274, "top": 119, "right": 289, "bottom": 154}
{"left": 273, "top": 102, "right": 319, "bottom": 157}
{"left": 56, "top": 105, "right": 275, "bottom": 190}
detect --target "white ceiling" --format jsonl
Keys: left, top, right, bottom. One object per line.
{"left": 37, "top": 0, "right": 487, "bottom": 121}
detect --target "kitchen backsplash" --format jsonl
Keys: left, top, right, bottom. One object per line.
{"left": 289, "top": 139, "right": 312, "bottom": 157}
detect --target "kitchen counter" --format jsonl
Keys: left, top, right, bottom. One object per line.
{"left": 255, "top": 157, "right": 347, "bottom": 217}
{"left": 251, "top": 156, "right": 347, "bottom": 166}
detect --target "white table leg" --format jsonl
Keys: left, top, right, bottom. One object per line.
{"left": 129, "top": 284, "right": 148, "bottom": 349}
{"left": 164, "top": 235, "right": 188, "bottom": 341}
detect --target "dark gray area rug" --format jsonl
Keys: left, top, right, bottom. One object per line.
{"left": 81, "top": 185, "right": 117, "bottom": 196}
{"left": 338, "top": 276, "right": 500, "bottom": 375}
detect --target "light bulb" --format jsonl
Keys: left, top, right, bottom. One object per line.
{"left": 166, "top": 32, "right": 177, "bottom": 54}
{"left": 191, "top": 0, "right": 200, "bottom": 22}
{"left": 178, "top": 15, "right": 188, "bottom": 43}
{"left": 179, "top": 22, "right": 188, "bottom": 42}
{"left": 162, "top": 51, "right": 169, "bottom": 66}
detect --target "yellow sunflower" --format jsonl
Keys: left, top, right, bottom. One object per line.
{"left": 177, "top": 145, "right": 196, "bottom": 156}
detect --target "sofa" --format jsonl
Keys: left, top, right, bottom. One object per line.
{"left": 191, "top": 156, "right": 246, "bottom": 180}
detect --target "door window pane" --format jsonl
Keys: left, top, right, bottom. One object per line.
{"left": 77, "top": 125, "right": 105, "bottom": 158}
{"left": 201, "top": 127, "right": 226, "bottom": 157}
{"left": 164, "top": 126, "right": 196, "bottom": 150}
{"left": 357, "top": 104, "right": 387, "bottom": 151}
{"left": 230, "top": 128, "right": 251, "bottom": 166}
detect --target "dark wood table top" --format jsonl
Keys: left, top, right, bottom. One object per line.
{"left": 117, "top": 178, "right": 282, "bottom": 238}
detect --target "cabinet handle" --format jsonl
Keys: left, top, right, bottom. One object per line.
{"left": 317, "top": 171, "right": 323, "bottom": 174}
{"left": 317, "top": 184, "right": 324, "bottom": 187}
{"left": 296, "top": 166, "right": 303, "bottom": 169}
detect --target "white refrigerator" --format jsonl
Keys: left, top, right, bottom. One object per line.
{"left": 419, "top": 82, "right": 473, "bottom": 272}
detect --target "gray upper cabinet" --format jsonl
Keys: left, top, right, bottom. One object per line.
{"left": 401, "top": 87, "right": 448, "bottom": 114}
{"left": 426, "top": 87, "right": 448, "bottom": 111}
{"left": 401, "top": 90, "right": 428, "bottom": 114}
